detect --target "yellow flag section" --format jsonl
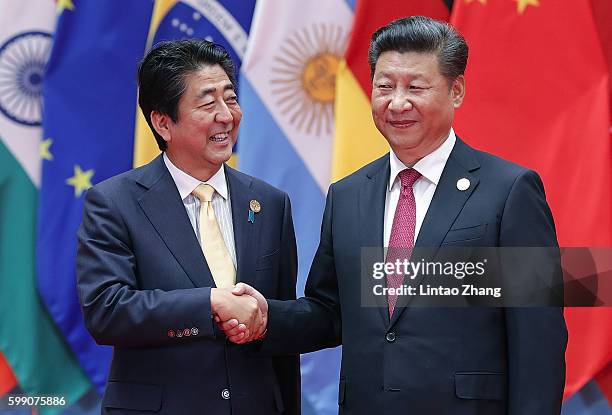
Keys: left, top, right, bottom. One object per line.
{"left": 133, "top": 0, "right": 176, "bottom": 167}
{"left": 331, "top": 0, "right": 449, "bottom": 181}
{"left": 332, "top": 58, "right": 387, "bottom": 181}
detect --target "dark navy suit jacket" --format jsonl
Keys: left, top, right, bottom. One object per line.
{"left": 77, "top": 155, "right": 300, "bottom": 414}
{"left": 263, "top": 138, "right": 567, "bottom": 415}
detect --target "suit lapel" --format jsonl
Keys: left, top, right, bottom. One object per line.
{"left": 225, "top": 166, "right": 260, "bottom": 287}
{"left": 359, "top": 155, "right": 391, "bottom": 326}
{"left": 137, "top": 155, "right": 214, "bottom": 288}
{"left": 390, "top": 138, "right": 481, "bottom": 327}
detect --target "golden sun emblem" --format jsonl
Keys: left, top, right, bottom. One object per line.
{"left": 271, "top": 24, "right": 346, "bottom": 136}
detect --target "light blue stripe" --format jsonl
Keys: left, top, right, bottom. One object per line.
{"left": 237, "top": 77, "right": 325, "bottom": 295}
{"left": 344, "top": 0, "right": 356, "bottom": 11}
{"left": 238, "top": 76, "right": 341, "bottom": 415}
{"left": 562, "top": 381, "right": 612, "bottom": 415}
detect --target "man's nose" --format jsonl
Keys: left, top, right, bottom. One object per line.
{"left": 388, "top": 92, "right": 413, "bottom": 112}
{"left": 215, "top": 103, "right": 233, "bottom": 123}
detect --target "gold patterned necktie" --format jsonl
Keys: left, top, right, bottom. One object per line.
{"left": 192, "top": 184, "right": 235, "bottom": 288}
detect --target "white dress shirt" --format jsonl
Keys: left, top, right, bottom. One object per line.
{"left": 383, "top": 129, "right": 457, "bottom": 247}
{"left": 163, "top": 153, "right": 237, "bottom": 267}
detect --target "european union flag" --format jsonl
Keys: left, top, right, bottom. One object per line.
{"left": 38, "top": 1, "right": 153, "bottom": 393}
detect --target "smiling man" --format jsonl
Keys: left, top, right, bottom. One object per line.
{"left": 76, "top": 40, "right": 300, "bottom": 414}
{"left": 223, "top": 16, "right": 567, "bottom": 415}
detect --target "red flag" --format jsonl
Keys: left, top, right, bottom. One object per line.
{"left": 451, "top": 0, "right": 612, "bottom": 400}
{"left": 590, "top": 0, "right": 612, "bottom": 121}
{"left": 0, "top": 353, "right": 17, "bottom": 396}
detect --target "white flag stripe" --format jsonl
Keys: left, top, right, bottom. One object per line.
{"left": 0, "top": 0, "right": 55, "bottom": 187}
{"left": 242, "top": 0, "right": 352, "bottom": 192}
{"left": 181, "top": 0, "right": 249, "bottom": 58}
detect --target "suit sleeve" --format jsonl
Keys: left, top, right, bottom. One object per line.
{"left": 76, "top": 185, "right": 216, "bottom": 348}
{"left": 499, "top": 170, "right": 567, "bottom": 415}
{"left": 277, "top": 193, "right": 298, "bottom": 302}
{"left": 262, "top": 186, "right": 342, "bottom": 355}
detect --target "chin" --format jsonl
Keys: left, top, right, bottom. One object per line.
{"left": 389, "top": 135, "right": 423, "bottom": 150}
{"left": 218, "top": 151, "right": 234, "bottom": 164}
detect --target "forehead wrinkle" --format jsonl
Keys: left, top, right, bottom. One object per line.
{"left": 196, "top": 83, "right": 235, "bottom": 98}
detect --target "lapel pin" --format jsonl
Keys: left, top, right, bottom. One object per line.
{"left": 456, "top": 178, "right": 470, "bottom": 191}
{"left": 248, "top": 199, "right": 261, "bottom": 223}
{"left": 249, "top": 200, "right": 261, "bottom": 213}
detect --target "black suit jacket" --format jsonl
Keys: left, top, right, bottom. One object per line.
{"left": 263, "top": 138, "right": 567, "bottom": 415}
{"left": 77, "top": 155, "right": 300, "bottom": 414}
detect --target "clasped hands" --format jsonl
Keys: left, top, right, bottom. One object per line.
{"left": 210, "top": 283, "right": 267, "bottom": 344}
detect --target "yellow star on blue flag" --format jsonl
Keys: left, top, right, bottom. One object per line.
{"left": 66, "top": 165, "right": 94, "bottom": 197}
{"left": 40, "top": 138, "right": 53, "bottom": 161}
{"left": 56, "top": 0, "right": 75, "bottom": 14}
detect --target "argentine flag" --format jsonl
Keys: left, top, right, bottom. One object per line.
{"left": 238, "top": 0, "right": 353, "bottom": 413}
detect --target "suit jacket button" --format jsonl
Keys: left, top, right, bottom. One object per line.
{"left": 386, "top": 332, "right": 396, "bottom": 342}
{"left": 221, "top": 388, "right": 230, "bottom": 400}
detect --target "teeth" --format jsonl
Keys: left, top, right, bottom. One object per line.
{"left": 210, "top": 132, "right": 229, "bottom": 141}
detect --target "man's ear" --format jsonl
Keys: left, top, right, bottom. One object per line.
{"left": 150, "top": 111, "right": 172, "bottom": 144}
{"left": 451, "top": 75, "right": 466, "bottom": 108}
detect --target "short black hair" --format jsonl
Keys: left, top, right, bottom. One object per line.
{"left": 137, "top": 39, "right": 236, "bottom": 151}
{"left": 368, "top": 16, "right": 468, "bottom": 82}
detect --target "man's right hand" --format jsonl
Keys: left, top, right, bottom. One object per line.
{"left": 216, "top": 283, "right": 268, "bottom": 344}
{"left": 210, "top": 287, "right": 263, "bottom": 342}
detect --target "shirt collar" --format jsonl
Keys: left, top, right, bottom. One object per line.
{"left": 388, "top": 128, "right": 456, "bottom": 190}
{"left": 163, "top": 153, "right": 229, "bottom": 201}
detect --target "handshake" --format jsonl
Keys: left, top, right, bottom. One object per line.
{"left": 210, "top": 283, "right": 267, "bottom": 344}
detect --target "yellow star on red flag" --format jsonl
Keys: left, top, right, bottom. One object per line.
{"left": 515, "top": 0, "right": 539, "bottom": 14}
{"left": 465, "top": 0, "right": 487, "bottom": 4}
{"left": 66, "top": 165, "right": 94, "bottom": 197}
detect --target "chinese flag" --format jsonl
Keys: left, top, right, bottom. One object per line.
{"left": 451, "top": 0, "right": 612, "bottom": 400}
{"left": 0, "top": 353, "right": 17, "bottom": 396}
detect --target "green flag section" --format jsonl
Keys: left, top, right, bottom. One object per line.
{"left": 0, "top": 140, "right": 90, "bottom": 414}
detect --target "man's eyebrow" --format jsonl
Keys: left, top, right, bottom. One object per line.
{"left": 375, "top": 71, "right": 425, "bottom": 79}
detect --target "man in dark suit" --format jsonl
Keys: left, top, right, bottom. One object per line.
{"left": 76, "top": 39, "right": 300, "bottom": 414}
{"left": 222, "top": 16, "right": 567, "bottom": 414}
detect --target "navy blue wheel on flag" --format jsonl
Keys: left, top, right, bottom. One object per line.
{"left": 0, "top": 31, "right": 52, "bottom": 127}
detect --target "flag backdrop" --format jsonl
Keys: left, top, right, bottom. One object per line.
{"left": 0, "top": 355, "right": 15, "bottom": 397}
{"left": 0, "top": 0, "right": 90, "bottom": 412}
{"left": 238, "top": 1, "right": 353, "bottom": 412}
{"left": 133, "top": 0, "right": 256, "bottom": 168}
{"left": 0, "top": 0, "right": 610, "bottom": 414}
{"left": 450, "top": 0, "right": 612, "bottom": 401}
{"left": 37, "top": 0, "right": 153, "bottom": 393}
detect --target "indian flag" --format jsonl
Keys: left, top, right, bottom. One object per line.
{"left": 0, "top": 0, "right": 90, "bottom": 411}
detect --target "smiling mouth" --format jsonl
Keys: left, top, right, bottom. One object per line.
{"left": 209, "top": 132, "right": 230, "bottom": 142}
{"left": 389, "top": 120, "right": 417, "bottom": 128}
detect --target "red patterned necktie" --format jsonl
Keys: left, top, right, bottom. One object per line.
{"left": 386, "top": 168, "right": 421, "bottom": 318}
